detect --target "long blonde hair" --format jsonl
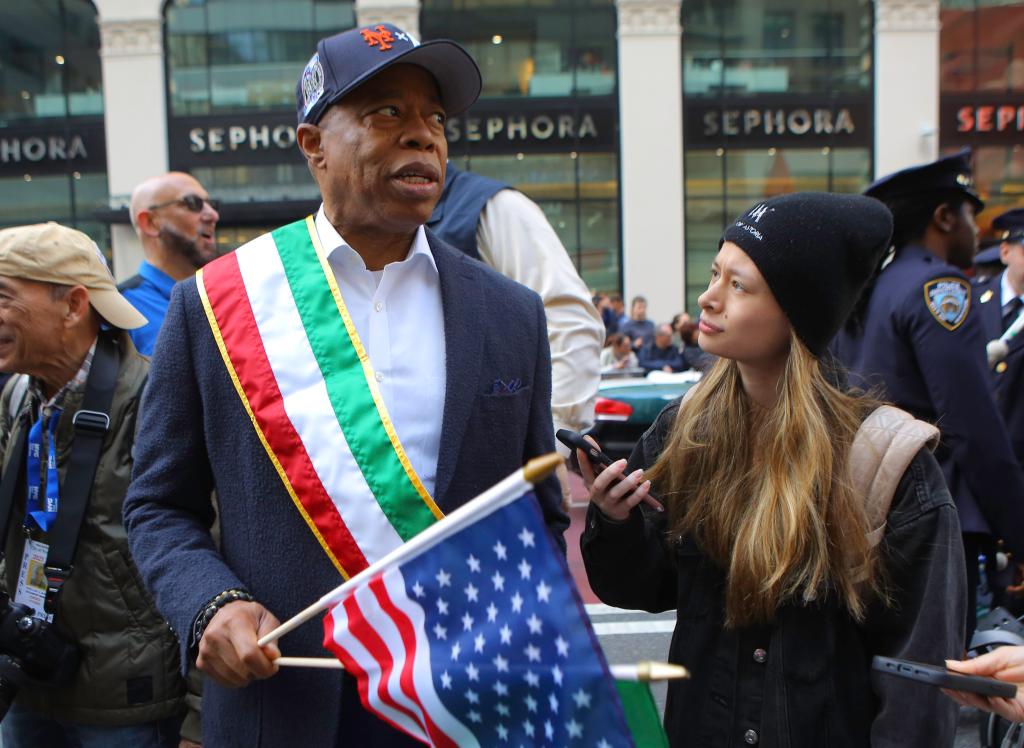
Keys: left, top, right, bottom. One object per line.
{"left": 647, "top": 332, "right": 882, "bottom": 628}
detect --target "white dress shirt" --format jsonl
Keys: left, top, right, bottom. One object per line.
{"left": 1001, "top": 269, "right": 1024, "bottom": 311}
{"left": 476, "top": 189, "right": 604, "bottom": 452}
{"left": 315, "top": 207, "right": 446, "bottom": 498}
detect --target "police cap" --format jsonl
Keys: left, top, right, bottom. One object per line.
{"left": 864, "top": 148, "right": 984, "bottom": 213}
{"left": 993, "top": 208, "right": 1024, "bottom": 244}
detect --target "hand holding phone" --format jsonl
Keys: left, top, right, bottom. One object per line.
{"left": 943, "top": 647, "right": 1024, "bottom": 723}
{"left": 555, "top": 429, "right": 663, "bottom": 517}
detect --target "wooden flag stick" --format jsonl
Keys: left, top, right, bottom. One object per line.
{"left": 258, "top": 454, "right": 563, "bottom": 648}
{"left": 273, "top": 657, "right": 689, "bottom": 681}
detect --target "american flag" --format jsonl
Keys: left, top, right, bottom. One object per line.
{"left": 322, "top": 491, "right": 634, "bottom": 747}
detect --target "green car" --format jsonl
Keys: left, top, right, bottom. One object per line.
{"left": 588, "top": 370, "right": 703, "bottom": 461}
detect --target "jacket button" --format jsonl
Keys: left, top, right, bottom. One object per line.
{"left": 744, "top": 729, "right": 759, "bottom": 744}
{"left": 753, "top": 648, "right": 767, "bottom": 664}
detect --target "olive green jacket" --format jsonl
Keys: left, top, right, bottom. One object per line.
{"left": 0, "top": 332, "right": 184, "bottom": 725}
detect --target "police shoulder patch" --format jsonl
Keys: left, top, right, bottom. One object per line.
{"left": 923, "top": 277, "right": 971, "bottom": 331}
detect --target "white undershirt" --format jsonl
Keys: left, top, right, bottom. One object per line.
{"left": 315, "top": 207, "right": 446, "bottom": 499}
{"left": 1001, "top": 269, "right": 1024, "bottom": 309}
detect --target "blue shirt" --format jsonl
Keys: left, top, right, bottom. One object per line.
{"left": 119, "top": 261, "right": 176, "bottom": 356}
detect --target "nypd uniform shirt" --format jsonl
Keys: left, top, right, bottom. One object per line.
{"left": 833, "top": 244, "right": 1024, "bottom": 543}
{"left": 974, "top": 270, "right": 1024, "bottom": 464}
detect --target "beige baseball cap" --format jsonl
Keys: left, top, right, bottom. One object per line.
{"left": 0, "top": 222, "right": 147, "bottom": 330}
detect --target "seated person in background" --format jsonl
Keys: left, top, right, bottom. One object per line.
{"left": 638, "top": 324, "right": 685, "bottom": 373}
{"left": 600, "top": 332, "right": 639, "bottom": 372}
{"left": 677, "top": 317, "right": 716, "bottom": 372}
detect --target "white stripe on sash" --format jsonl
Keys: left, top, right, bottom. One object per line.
{"left": 235, "top": 235, "right": 405, "bottom": 564}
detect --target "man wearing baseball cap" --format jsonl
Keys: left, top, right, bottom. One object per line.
{"left": 834, "top": 151, "right": 1024, "bottom": 635}
{"left": 0, "top": 223, "right": 186, "bottom": 746}
{"left": 124, "top": 24, "right": 567, "bottom": 745}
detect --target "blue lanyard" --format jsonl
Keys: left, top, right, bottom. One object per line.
{"left": 25, "top": 409, "right": 61, "bottom": 532}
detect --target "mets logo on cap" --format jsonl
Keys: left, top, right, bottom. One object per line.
{"left": 301, "top": 52, "right": 325, "bottom": 117}
{"left": 924, "top": 277, "right": 970, "bottom": 331}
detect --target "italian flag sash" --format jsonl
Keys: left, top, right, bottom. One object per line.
{"left": 197, "top": 216, "right": 443, "bottom": 578}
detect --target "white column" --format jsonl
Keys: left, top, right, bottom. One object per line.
{"left": 355, "top": 0, "right": 420, "bottom": 38}
{"left": 616, "top": 0, "right": 685, "bottom": 324}
{"left": 95, "top": 0, "right": 166, "bottom": 279}
{"left": 874, "top": 0, "right": 941, "bottom": 178}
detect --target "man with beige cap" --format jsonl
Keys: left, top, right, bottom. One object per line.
{"left": 0, "top": 222, "right": 185, "bottom": 747}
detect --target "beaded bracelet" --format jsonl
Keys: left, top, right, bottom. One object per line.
{"left": 191, "top": 588, "right": 255, "bottom": 651}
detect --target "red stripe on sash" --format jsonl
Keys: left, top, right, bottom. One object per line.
{"left": 203, "top": 253, "right": 369, "bottom": 576}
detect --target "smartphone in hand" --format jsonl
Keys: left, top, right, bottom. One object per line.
{"left": 872, "top": 656, "right": 1017, "bottom": 699}
{"left": 556, "top": 429, "right": 614, "bottom": 468}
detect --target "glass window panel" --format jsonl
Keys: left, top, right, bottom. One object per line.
{"left": 421, "top": 0, "right": 616, "bottom": 99}
{"left": 0, "top": 0, "right": 103, "bottom": 122}
{"left": 977, "top": 2, "right": 1024, "bottom": 90}
{"left": 682, "top": 0, "right": 871, "bottom": 96}
{"left": 190, "top": 162, "right": 320, "bottom": 203}
{"left": 166, "top": 0, "right": 355, "bottom": 114}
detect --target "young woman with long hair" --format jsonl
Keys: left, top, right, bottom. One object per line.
{"left": 580, "top": 193, "right": 967, "bottom": 747}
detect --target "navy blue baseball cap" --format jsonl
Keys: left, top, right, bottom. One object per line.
{"left": 993, "top": 208, "right": 1024, "bottom": 244}
{"left": 296, "top": 23, "right": 482, "bottom": 126}
{"left": 864, "top": 148, "right": 985, "bottom": 212}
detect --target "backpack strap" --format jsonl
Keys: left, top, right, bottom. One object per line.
{"left": 849, "top": 405, "right": 939, "bottom": 580}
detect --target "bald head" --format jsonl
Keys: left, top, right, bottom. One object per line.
{"left": 130, "top": 171, "right": 220, "bottom": 280}
{"left": 130, "top": 172, "right": 205, "bottom": 232}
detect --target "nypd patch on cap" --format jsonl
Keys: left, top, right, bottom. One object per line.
{"left": 297, "top": 23, "right": 482, "bottom": 126}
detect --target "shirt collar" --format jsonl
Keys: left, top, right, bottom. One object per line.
{"left": 1001, "top": 270, "right": 1022, "bottom": 308}
{"left": 29, "top": 337, "right": 98, "bottom": 412}
{"left": 314, "top": 205, "right": 437, "bottom": 276}
{"left": 138, "top": 261, "right": 177, "bottom": 299}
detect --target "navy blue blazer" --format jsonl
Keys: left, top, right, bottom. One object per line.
{"left": 974, "top": 272, "right": 1024, "bottom": 464}
{"left": 832, "top": 245, "right": 1024, "bottom": 550}
{"left": 123, "top": 230, "right": 567, "bottom": 747}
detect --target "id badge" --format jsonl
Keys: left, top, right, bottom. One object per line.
{"left": 14, "top": 538, "right": 53, "bottom": 622}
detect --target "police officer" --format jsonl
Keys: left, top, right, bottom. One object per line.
{"left": 833, "top": 150, "right": 1024, "bottom": 630}
{"left": 974, "top": 208, "right": 1024, "bottom": 464}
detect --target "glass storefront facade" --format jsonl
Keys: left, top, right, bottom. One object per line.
{"left": 939, "top": 0, "right": 1024, "bottom": 234}
{"left": 0, "top": 0, "right": 109, "bottom": 252}
{"left": 422, "top": 0, "right": 621, "bottom": 293}
{"left": 681, "top": 0, "right": 874, "bottom": 311}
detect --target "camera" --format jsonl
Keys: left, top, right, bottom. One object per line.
{"left": 0, "top": 592, "right": 79, "bottom": 721}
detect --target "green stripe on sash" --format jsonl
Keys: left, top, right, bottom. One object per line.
{"left": 272, "top": 219, "right": 438, "bottom": 541}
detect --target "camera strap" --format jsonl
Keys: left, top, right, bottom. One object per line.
{"left": 42, "top": 333, "right": 120, "bottom": 615}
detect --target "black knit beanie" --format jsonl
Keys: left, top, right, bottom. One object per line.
{"left": 720, "top": 192, "right": 893, "bottom": 357}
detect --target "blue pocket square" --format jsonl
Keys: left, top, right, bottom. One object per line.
{"left": 490, "top": 378, "right": 524, "bottom": 395}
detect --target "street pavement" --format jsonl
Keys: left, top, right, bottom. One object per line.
{"left": 563, "top": 472, "right": 986, "bottom": 746}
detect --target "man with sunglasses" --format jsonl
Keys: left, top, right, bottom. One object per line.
{"left": 121, "top": 173, "right": 220, "bottom": 355}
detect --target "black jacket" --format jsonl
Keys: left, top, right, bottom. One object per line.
{"left": 582, "top": 402, "right": 966, "bottom": 748}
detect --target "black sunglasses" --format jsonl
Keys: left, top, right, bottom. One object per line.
{"left": 148, "top": 194, "right": 221, "bottom": 213}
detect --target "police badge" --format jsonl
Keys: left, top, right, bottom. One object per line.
{"left": 301, "top": 52, "right": 325, "bottom": 117}
{"left": 924, "top": 277, "right": 971, "bottom": 331}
